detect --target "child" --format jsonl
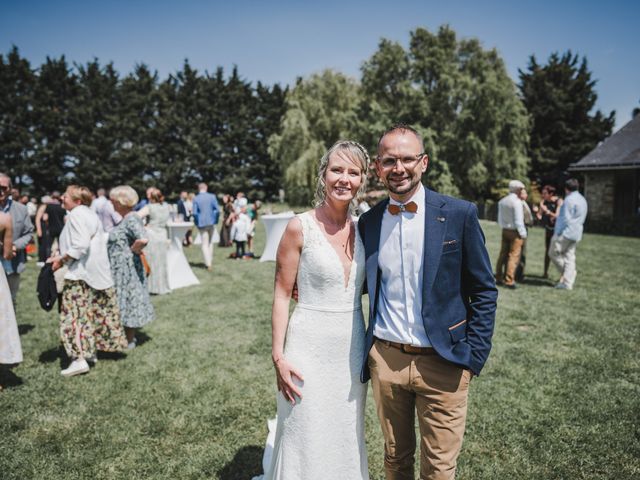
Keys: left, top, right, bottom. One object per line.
{"left": 230, "top": 207, "right": 251, "bottom": 259}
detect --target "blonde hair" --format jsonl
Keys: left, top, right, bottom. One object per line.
{"left": 66, "top": 185, "right": 93, "bottom": 207}
{"left": 109, "top": 185, "right": 139, "bottom": 208}
{"left": 314, "top": 140, "right": 370, "bottom": 207}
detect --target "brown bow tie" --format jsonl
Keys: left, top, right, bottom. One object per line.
{"left": 388, "top": 201, "right": 418, "bottom": 215}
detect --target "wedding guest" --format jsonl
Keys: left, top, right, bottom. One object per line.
{"left": 108, "top": 186, "right": 154, "bottom": 350}
{"left": 35, "top": 195, "right": 51, "bottom": 264}
{"left": 549, "top": 178, "right": 588, "bottom": 290}
{"left": 536, "top": 185, "right": 563, "bottom": 278}
{"left": 230, "top": 207, "right": 251, "bottom": 259}
{"left": 192, "top": 183, "right": 219, "bottom": 271}
{"left": 137, "top": 188, "right": 171, "bottom": 295}
{"left": 48, "top": 185, "right": 127, "bottom": 377}
{"left": 0, "top": 173, "right": 34, "bottom": 311}
{"left": 219, "top": 194, "right": 234, "bottom": 247}
{"left": 176, "top": 191, "right": 193, "bottom": 246}
{"left": 91, "top": 188, "right": 122, "bottom": 233}
{"left": 515, "top": 187, "right": 534, "bottom": 282}
{"left": 0, "top": 212, "right": 23, "bottom": 380}
{"left": 246, "top": 200, "right": 261, "bottom": 254}
{"left": 233, "top": 191, "right": 248, "bottom": 213}
{"left": 495, "top": 180, "right": 527, "bottom": 289}
{"left": 45, "top": 192, "right": 66, "bottom": 259}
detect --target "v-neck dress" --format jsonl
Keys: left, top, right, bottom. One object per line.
{"left": 260, "top": 211, "right": 369, "bottom": 480}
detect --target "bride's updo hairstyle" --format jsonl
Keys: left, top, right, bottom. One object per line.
{"left": 314, "top": 140, "right": 370, "bottom": 208}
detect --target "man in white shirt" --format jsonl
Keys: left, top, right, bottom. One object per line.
{"left": 358, "top": 125, "right": 497, "bottom": 479}
{"left": 495, "top": 180, "right": 527, "bottom": 288}
{"left": 91, "top": 188, "right": 122, "bottom": 233}
{"left": 549, "top": 178, "right": 588, "bottom": 290}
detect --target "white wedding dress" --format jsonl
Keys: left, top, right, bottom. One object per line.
{"left": 257, "top": 211, "right": 369, "bottom": 480}
{"left": 0, "top": 262, "right": 23, "bottom": 365}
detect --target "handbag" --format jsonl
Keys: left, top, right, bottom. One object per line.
{"left": 37, "top": 263, "right": 58, "bottom": 311}
{"left": 139, "top": 252, "right": 151, "bottom": 277}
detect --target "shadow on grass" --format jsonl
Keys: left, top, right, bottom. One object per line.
{"left": 135, "top": 331, "right": 152, "bottom": 347}
{"left": 218, "top": 445, "right": 263, "bottom": 480}
{"left": 0, "top": 366, "right": 24, "bottom": 389}
{"left": 39, "top": 345, "right": 129, "bottom": 368}
{"left": 520, "top": 275, "right": 555, "bottom": 287}
{"left": 18, "top": 324, "right": 35, "bottom": 335}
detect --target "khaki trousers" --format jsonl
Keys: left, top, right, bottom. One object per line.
{"left": 549, "top": 234, "right": 577, "bottom": 288}
{"left": 198, "top": 226, "right": 215, "bottom": 268}
{"left": 369, "top": 340, "right": 471, "bottom": 480}
{"left": 495, "top": 229, "right": 524, "bottom": 285}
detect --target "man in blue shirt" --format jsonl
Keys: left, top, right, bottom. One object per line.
{"left": 192, "top": 183, "right": 219, "bottom": 271}
{"left": 549, "top": 178, "right": 588, "bottom": 290}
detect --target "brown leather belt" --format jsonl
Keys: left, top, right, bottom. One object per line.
{"left": 374, "top": 337, "right": 436, "bottom": 355}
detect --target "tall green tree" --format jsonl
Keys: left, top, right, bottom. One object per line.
{"left": 0, "top": 47, "right": 35, "bottom": 188}
{"left": 268, "top": 70, "right": 360, "bottom": 205}
{"left": 359, "top": 25, "right": 530, "bottom": 200}
{"left": 30, "top": 55, "right": 78, "bottom": 192}
{"left": 70, "top": 59, "right": 120, "bottom": 190}
{"left": 518, "top": 51, "right": 615, "bottom": 177}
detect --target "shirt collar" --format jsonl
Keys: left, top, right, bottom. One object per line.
{"left": 1, "top": 197, "right": 12, "bottom": 213}
{"left": 389, "top": 182, "right": 425, "bottom": 209}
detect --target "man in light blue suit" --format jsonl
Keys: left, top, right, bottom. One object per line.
{"left": 192, "top": 183, "right": 219, "bottom": 271}
{"left": 357, "top": 125, "right": 497, "bottom": 480}
{"left": 549, "top": 178, "right": 588, "bottom": 290}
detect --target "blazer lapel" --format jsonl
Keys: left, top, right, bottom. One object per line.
{"left": 364, "top": 200, "right": 386, "bottom": 320}
{"left": 423, "top": 189, "right": 447, "bottom": 303}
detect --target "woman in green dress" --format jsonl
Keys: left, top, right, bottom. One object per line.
{"left": 108, "top": 186, "right": 154, "bottom": 349}
{"left": 138, "top": 188, "right": 171, "bottom": 295}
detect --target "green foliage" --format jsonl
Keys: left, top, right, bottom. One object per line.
{"left": 518, "top": 51, "right": 615, "bottom": 177}
{"left": 359, "top": 25, "right": 530, "bottom": 200}
{"left": 268, "top": 70, "right": 361, "bottom": 205}
{"left": 0, "top": 48, "right": 286, "bottom": 199}
{"left": 270, "top": 26, "right": 530, "bottom": 202}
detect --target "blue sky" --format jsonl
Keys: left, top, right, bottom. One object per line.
{"left": 1, "top": 0, "right": 638, "bottom": 130}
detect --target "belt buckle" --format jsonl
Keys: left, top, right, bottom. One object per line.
{"left": 402, "top": 344, "right": 421, "bottom": 354}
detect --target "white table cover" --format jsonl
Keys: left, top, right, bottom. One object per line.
{"left": 259, "top": 212, "right": 295, "bottom": 262}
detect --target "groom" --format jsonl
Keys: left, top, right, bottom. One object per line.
{"left": 358, "top": 125, "right": 497, "bottom": 480}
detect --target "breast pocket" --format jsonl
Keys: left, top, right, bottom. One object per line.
{"left": 442, "top": 239, "right": 459, "bottom": 254}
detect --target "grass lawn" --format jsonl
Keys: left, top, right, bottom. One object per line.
{"left": 1, "top": 218, "right": 639, "bottom": 479}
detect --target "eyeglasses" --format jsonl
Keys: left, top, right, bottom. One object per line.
{"left": 377, "top": 153, "right": 425, "bottom": 170}
{"left": 0, "top": 185, "right": 9, "bottom": 191}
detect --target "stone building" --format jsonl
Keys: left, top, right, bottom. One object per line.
{"left": 569, "top": 114, "right": 640, "bottom": 235}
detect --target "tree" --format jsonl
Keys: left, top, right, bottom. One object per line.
{"left": 359, "top": 25, "right": 530, "bottom": 200}
{"left": 519, "top": 51, "right": 615, "bottom": 177}
{"left": 268, "top": 70, "right": 361, "bottom": 205}
{"left": 0, "top": 47, "right": 35, "bottom": 189}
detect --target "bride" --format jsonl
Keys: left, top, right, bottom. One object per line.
{"left": 0, "top": 211, "right": 23, "bottom": 381}
{"left": 257, "top": 140, "right": 370, "bottom": 480}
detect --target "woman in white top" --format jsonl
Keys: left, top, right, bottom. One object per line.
{"left": 48, "top": 185, "right": 127, "bottom": 377}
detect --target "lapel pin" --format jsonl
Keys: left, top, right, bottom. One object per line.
{"left": 437, "top": 216, "right": 446, "bottom": 222}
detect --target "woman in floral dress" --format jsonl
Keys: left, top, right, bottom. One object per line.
{"left": 48, "top": 185, "right": 127, "bottom": 377}
{"left": 108, "top": 186, "right": 154, "bottom": 349}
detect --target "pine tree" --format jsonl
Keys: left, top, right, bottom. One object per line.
{"left": 518, "top": 51, "right": 615, "bottom": 177}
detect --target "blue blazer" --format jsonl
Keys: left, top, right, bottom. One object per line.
{"left": 192, "top": 192, "right": 220, "bottom": 228}
{"left": 357, "top": 187, "right": 497, "bottom": 381}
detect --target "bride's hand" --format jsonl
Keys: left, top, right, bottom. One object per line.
{"left": 273, "top": 355, "right": 304, "bottom": 404}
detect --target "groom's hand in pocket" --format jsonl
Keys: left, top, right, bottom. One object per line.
{"left": 274, "top": 355, "right": 304, "bottom": 404}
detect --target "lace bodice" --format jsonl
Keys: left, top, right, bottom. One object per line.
{"left": 296, "top": 212, "right": 365, "bottom": 311}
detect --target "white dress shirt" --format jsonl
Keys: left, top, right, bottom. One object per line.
{"left": 91, "top": 195, "right": 122, "bottom": 233}
{"left": 59, "top": 205, "right": 113, "bottom": 290}
{"left": 374, "top": 183, "right": 430, "bottom": 347}
{"left": 498, "top": 192, "right": 527, "bottom": 238}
